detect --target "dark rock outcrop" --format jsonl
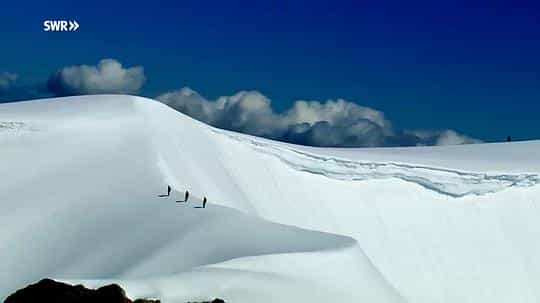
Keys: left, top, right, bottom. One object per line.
{"left": 3, "top": 279, "right": 160, "bottom": 303}
{"left": 4, "top": 278, "right": 226, "bottom": 303}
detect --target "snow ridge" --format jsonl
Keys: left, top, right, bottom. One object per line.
{"left": 215, "top": 130, "right": 540, "bottom": 197}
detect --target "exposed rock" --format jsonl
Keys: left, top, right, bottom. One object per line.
{"left": 3, "top": 278, "right": 225, "bottom": 303}
{"left": 4, "top": 279, "right": 231, "bottom": 303}
{"left": 4, "top": 279, "right": 134, "bottom": 303}
{"left": 92, "top": 284, "right": 131, "bottom": 303}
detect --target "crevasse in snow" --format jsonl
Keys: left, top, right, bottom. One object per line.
{"left": 214, "top": 129, "right": 540, "bottom": 197}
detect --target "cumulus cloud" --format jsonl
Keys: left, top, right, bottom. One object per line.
{"left": 157, "top": 87, "right": 481, "bottom": 147}
{"left": 47, "top": 59, "right": 145, "bottom": 96}
{"left": 1, "top": 61, "right": 481, "bottom": 148}
{"left": 407, "top": 129, "right": 482, "bottom": 146}
{"left": 0, "top": 72, "right": 18, "bottom": 91}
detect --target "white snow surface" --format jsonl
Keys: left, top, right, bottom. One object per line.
{"left": 1, "top": 95, "right": 540, "bottom": 303}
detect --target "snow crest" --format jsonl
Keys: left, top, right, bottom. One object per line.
{"left": 215, "top": 130, "right": 540, "bottom": 197}
{"left": 3, "top": 96, "right": 540, "bottom": 303}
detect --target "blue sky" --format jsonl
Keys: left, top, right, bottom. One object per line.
{"left": 1, "top": 0, "right": 539, "bottom": 143}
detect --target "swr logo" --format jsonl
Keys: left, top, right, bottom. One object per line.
{"left": 43, "top": 20, "right": 79, "bottom": 32}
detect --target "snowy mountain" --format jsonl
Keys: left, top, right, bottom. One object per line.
{"left": 1, "top": 95, "right": 539, "bottom": 303}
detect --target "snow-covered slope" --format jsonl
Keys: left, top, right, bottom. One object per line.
{"left": 1, "top": 95, "right": 539, "bottom": 303}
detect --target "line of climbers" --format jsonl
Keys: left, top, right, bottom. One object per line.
{"left": 159, "top": 185, "right": 207, "bottom": 208}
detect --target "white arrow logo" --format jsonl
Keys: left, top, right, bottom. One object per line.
{"left": 69, "top": 20, "right": 79, "bottom": 31}
{"left": 43, "top": 20, "right": 80, "bottom": 32}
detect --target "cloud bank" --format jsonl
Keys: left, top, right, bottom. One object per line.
{"left": 1, "top": 58, "right": 481, "bottom": 147}
{"left": 47, "top": 59, "right": 146, "bottom": 96}
{"left": 157, "top": 87, "right": 480, "bottom": 147}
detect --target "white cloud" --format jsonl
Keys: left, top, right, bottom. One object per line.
{"left": 434, "top": 130, "right": 482, "bottom": 146}
{"left": 406, "top": 129, "right": 482, "bottom": 146}
{"left": 2, "top": 60, "right": 482, "bottom": 148}
{"left": 0, "top": 72, "right": 18, "bottom": 91}
{"left": 157, "top": 87, "right": 481, "bottom": 147}
{"left": 47, "top": 59, "right": 145, "bottom": 95}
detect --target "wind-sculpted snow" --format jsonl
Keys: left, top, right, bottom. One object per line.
{"left": 0, "top": 96, "right": 404, "bottom": 303}
{"left": 2, "top": 96, "right": 540, "bottom": 303}
{"left": 214, "top": 129, "right": 540, "bottom": 197}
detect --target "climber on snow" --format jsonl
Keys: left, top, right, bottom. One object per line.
{"left": 159, "top": 185, "right": 172, "bottom": 197}
{"left": 177, "top": 190, "right": 189, "bottom": 203}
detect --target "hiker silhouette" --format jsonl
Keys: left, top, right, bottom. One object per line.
{"left": 158, "top": 185, "right": 171, "bottom": 197}
{"left": 177, "top": 190, "right": 189, "bottom": 203}
{"left": 203, "top": 196, "right": 207, "bottom": 208}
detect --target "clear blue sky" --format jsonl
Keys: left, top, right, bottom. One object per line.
{"left": 1, "top": 0, "right": 539, "bottom": 142}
